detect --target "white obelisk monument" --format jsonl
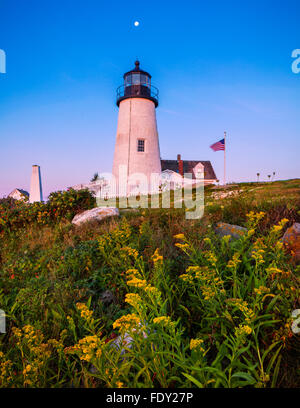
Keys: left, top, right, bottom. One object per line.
{"left": 112, "top": 61, "right": 161, "bottom": 196}
{"left": 29, "top": 165, "right": 43, "bottom": 203}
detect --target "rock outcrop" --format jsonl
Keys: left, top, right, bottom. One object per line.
{"left": 215, "top": 222, "right": 247, "bottom": 240}
{"left": 72, "top": 207, "right": 119, "bottom": 226}
{"left": 282, "top": 223, "right": 300, "bottom": 262}
{"left": 211, "top": 190, "right": 242, "bottom": 200}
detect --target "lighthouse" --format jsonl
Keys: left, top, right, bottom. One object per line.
{"left": 112, "top": 61, "right": 161, "bottom": 196}
{"left": 29, "top": 165, "right": 43, "bottom": 203}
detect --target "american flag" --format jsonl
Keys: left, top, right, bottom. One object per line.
{"left": 210, "top": 138, "right": 225, "bottom": 151}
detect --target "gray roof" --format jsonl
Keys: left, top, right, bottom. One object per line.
{"left": 9, "top": 188, "right": 29, "bottom": 197}
{"left": 161, "top": 160, "right": 217, "bottom": 180}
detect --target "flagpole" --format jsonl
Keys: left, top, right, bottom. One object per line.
{"left": 224, "top": 131, "right": 226, "bottom": 186}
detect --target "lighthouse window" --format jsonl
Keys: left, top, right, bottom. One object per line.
{"left": 137, "top": 139, "right": 145, "bottom": 152}
{"left": 125, "top": 75, "right": 132, "bottom": 86}
{"left": 132, "top": 73, "right": 140, "bottom": 85}
{"left": 140, "top": 74, "right": 150, "bottom": 87}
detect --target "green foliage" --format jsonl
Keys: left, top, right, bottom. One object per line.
{"left": 0, "top": 180, "right": 299, "bottom": 388}
{"left": 0, "top": 189, "right": 96, "bottom": 233}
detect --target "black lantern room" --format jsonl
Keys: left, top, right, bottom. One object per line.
{"left": 116, "top": 60, "right": 159, "bottom": 107}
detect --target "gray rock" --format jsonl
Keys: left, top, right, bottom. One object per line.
{"left": 215, "top": 222, "right": 247, "bottom": 240}
{"left": 111, "top": 325, "right": 149, "bottom": 355}
{"left": 211, "top": 190, "right": 242, "bottom": 200}
{"left": 112, "top": 332, "right": 134, "bottom": 355}
{"left": 100, "top": 290, "right": 115, "bottom": 305}
{"left": 72, "top": 206, "right": 119, "bottom": 226}
{"left": 282, "top": 223, "right": 300, "bottom": 262}
{"left": 89, "top": 365, "right": 98, "bottom": 374}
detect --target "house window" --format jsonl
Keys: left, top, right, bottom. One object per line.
{"left": 137, "top": 139, "right": 145, "bottom": 152}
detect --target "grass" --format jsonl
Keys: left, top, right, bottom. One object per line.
{"left": 0, "top": 179, "right": 299, "bottom": 388}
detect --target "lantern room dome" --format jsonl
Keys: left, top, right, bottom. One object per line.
{"left": 116, "top": 60, "right": 159, "bottom": 107}
{"left": 123, "top": 60, "right": 152, "bottom": 80}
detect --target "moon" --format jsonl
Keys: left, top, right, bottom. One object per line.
{"left": 134, "top": 21, "right": 140, "bottom": 27}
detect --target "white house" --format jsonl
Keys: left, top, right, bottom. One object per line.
{"left": 8, "top": 189, "right": 29, "bottom": 201}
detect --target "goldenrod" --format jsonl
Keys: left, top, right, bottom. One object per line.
{"left": 125, "top": 293, "right": 142, "bottom": 308}
{"left": 235, "top": 324, "right": 252, "bottom": 337}
{"left": 113, "top": 313, "right": 140, "bottom": 332}
{"left": 152, "top": 248, "right": 163, "bottom": 264}
{"left": 173, "top": 233, "right": 185, "bottom": 240}
{"left": 127, "top": 277, "right": 147, "bottom": 288}
{"left": 153, "top": 316, "right": 175, "bottom": 330}
{"left": 190, "top": 338, "right": 205, "bottom": 352}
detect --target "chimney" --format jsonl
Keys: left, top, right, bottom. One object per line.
{"left": 29, "top": 165, "right": 43, "bottom": 203}
{"left": 177, "top": 154, "right": 183, "bottom": 177}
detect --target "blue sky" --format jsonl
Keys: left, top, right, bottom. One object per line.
{"left": 0, "top": 0, "right": 299, "bottom": 197}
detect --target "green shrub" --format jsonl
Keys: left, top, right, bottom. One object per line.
{"left": 0, "top": 189, "right": 96, "bottom": 233}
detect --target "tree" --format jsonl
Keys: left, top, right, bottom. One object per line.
{"left": 268, "top": 174, "right": 271, "bottom": 182}
{"left": 272, "top": 171, "right": 276, "bottom": 181}
{"left": 257, "top": 173, "right": 260, "bottom": 182}
{"left": 91, "top": 173, "right": 99, "bottom": 182}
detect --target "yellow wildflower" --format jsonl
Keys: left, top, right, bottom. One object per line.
{"left": 266, "top": 266, "right": 290, "bottom": 280}
{"left": 270, "top": 218, "right": 289, "bottom": 235}
{"left": 246, "top": 211, "right": 265, "bottom": 224}
{"left": 175, "top": 242, "right": 189, "bottom": 250}
{"left": 222, "top": 235, "right": 231, "bottom": 244}
{"left": 254, "top": 286, "right": 270, "bottom": 296}
{"left": 228, "top": 299, "right": 255, "bottom": 324}
{"left": 23, "top": 364, "right": 32, "bottom": 375}
{"left": 121, "top": 247, "right": 139, "bottom": 259}
{"left": 272, "top": 225, "right": 283, "bottom": 233}
{"left": 252, "top": 248, "right": 265, "bottom": 264}
{"left": 113, "top": 313, "right": 140, "bottom": 332}
{"left": 202, "top": 286, "right": 216, "bottom": 300}
{"left": 152, "top": 248, "right": 163, "bottom": 264}
{"left": 153, "top": 316, "right": 175, "bottom": 329}
{"left": 144, "top": 285, "right": 159, "bottom": 295}
{"left": 227, "top": 253, "right": 241, "bottom": 269}
{"left": 186, "top": 266, "right": 201, "bottom": 273}
{"left": 247, "top": 229, "right": 255, "bottom": 237}
{"left": 253, "top": 238, "right": 267, "bottom": 251}
{"left": 235, "top": 324, "right": 252, "bottom": 337}
{"left": 204, "top": 251, "right": 217, "bottom": 267}
{"left": 67, "top": 335, "right": 103, "bottom": 362}
{"left": 127, "top": 277, "right": 147, "bottom": 288}
{"left": 76, "top": 303, "right": 94, "bottom": 321}
{"left": 179, "top": 273, "right": 194, "bottom": 283}
{"left": 203, "top": 237, "right": 212, "bottom": 245}
{"left": 125, "top": 268, "right": 141, "bottom": 279}
{"left": 173, "top": 233, "right": 185, "bottom": 240}
{"left": 190, "top": 338, "right": 205, "bottom": 352}
{"left": 125, "top": 293, "right": 142, "bottom": 308}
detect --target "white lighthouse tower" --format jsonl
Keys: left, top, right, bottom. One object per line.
{"left": 29, "top": 165, "right": 43, "bottom": 203}
{"left": 112, "top": 61, "right": 161, "bottom": 196}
